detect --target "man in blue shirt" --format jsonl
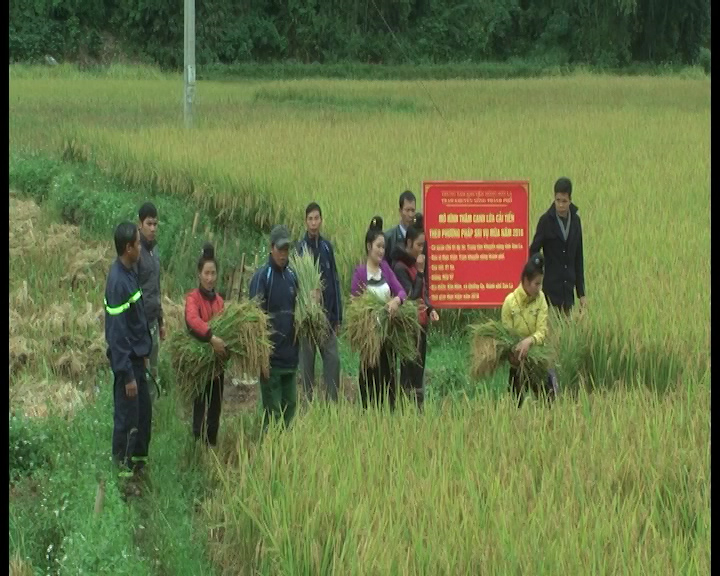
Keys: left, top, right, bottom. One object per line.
{"left": 104, "top": 222, "right": 153, "bottom": 493}
{"left": 296, "top": 203, "right": 343, "bottom": 402}
{"left": 249, "top": 225, "right": 299, "bottom": 431}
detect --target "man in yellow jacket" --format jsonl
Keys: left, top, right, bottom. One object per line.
{"left": 501, "top": 253, "right": 558, "bottom": 406}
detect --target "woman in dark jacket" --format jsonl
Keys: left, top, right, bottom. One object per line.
{"left": 184, "top": 243, "right": 226, "bottom": 446}
{"left": 390, "top": 220, "right": 439, "bottom": 410}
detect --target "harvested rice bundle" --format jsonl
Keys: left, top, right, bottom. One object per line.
{"left": 344, "top": 292, "right": 420, "bottom": 371}
{"left": 289, "top": 250, "right": 330, "bottom": 347}
{"left": 469, "top": 319, "right": 552, "bottom": 381}
{"left": 167, "top": 299, "right": 273, "bottom": 405}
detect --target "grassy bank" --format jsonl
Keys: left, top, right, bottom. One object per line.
{"left": 9, "top": 151, "right": 266, "bottom": 298}
{"left": 8, "top": 190, "right": 220, "bottom": 575}
{"left": 9, "top": 377, "right": 220, "bottom": 575}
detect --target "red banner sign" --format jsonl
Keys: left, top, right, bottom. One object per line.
{"left": 423, "top": 181, "right": 529, "bottom": 308}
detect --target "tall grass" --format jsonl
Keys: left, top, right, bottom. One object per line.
{"left": 205, "top": 381, "right": 709, "bottom": 574}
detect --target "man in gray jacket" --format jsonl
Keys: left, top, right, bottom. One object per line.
{"left": 384, "top": 190, "right": 417, "bottom": 265}
{"left": 136, "top": 202, "right": 165, "bottom": 400}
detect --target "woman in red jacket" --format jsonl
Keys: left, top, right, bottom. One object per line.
{"left": 185, "top": 243, "right": 226, "bottom": 446}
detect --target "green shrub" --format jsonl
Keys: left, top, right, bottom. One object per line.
{"left": 9, "top": 412, "right": 52, "bottom": 483}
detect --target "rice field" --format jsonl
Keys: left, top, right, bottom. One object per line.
{"left": 8, "top": 66, "right": 710, "bottom": 574}
{"left": 207, "top": 384, "right": 709, "bottom": 575}
{"left": 9, "top": 71, "right": 711, "bottom": 376}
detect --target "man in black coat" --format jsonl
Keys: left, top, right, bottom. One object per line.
{"left": 529, "top": 177, "right": 586, "bottom": 314}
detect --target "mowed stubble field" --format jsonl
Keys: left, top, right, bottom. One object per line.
{"left": 9, "top": 69, "right": 710, "bottom": 574}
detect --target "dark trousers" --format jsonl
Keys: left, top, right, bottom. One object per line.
{"left": 399, "top": 327, "right": 427, "bottom": 410}
{"left": 359, "top": 345, "right": 398, "bottom": 410}
{"left": 544, "top": 291, "right": 574, "bottom": 316}
{"left": 112, "top": 358, "right": 152, "bottom": 474}
{"left": 259, "top": 368, "right": 298, "bottom": 432}
{"left": 509, "top": 366, "right": 558, "bottom": 407}
{"left": 193, "top": 375, "right": 224, "bottom": 446}
{"left": 553, "top": 304, "right": 572, "bottom": 316}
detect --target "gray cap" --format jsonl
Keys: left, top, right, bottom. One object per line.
{"left": 270, "top": 225, "right": 291, "bottom": 248}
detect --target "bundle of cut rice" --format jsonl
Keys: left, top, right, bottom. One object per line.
{"left": 344, "top": 292, "right": 420, "bottom": 371}
{"left": 289, "top": 250, "right": 330, "bottom": 347}
{"left": 167, "top": 299, "right": 273, "bottom": 405}
{"left": 469, "top": 319, "right": 552, "bottom": 382}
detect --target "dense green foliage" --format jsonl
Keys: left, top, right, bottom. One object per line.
{"left": 10, "top": 0, "right": 710, "bottom": 70}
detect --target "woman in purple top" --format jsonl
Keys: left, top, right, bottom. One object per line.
{"left": 351, "top": 216, "right": 408, "bottom": 410}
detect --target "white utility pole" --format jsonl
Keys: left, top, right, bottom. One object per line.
{"left": 183, "top": 0, "right": 196, "bottom": 129}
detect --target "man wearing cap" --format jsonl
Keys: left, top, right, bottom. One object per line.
{"left": 249, "top": 225, "right": 300, "bottom": 431}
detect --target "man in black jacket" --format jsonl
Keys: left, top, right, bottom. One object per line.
{"left": 297, "top": 203, "right": 342, "bottom": 402}
{"left": 249, "top": 225, "right": 299, "bottom": 431}
{"left": 104, "top": 222, "right": 153, "bottom": 491}
{"left": 135, "top": 202, "right": 164, "bottom": 400}
{"left": 383, "top": 190, "right": 416, "bottom": 265}
{"left": 529, "top": 177, "right": 586, "bottom": 314}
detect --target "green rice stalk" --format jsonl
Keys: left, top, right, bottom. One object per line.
{"left": 167, "top": 299, "right": 273, "bottom": 406}
{"left": 344, "top": 292, "right": 421, "bottom": 372}
{"left": 469, "top": 319, "right": 552, "bottom": 382}
{"left": 289, "top": 250, "right": 330, "bottom": 348}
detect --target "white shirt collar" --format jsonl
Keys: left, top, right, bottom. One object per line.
{"left": 367, "top": 268, "right": 383, "bottom": 281}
